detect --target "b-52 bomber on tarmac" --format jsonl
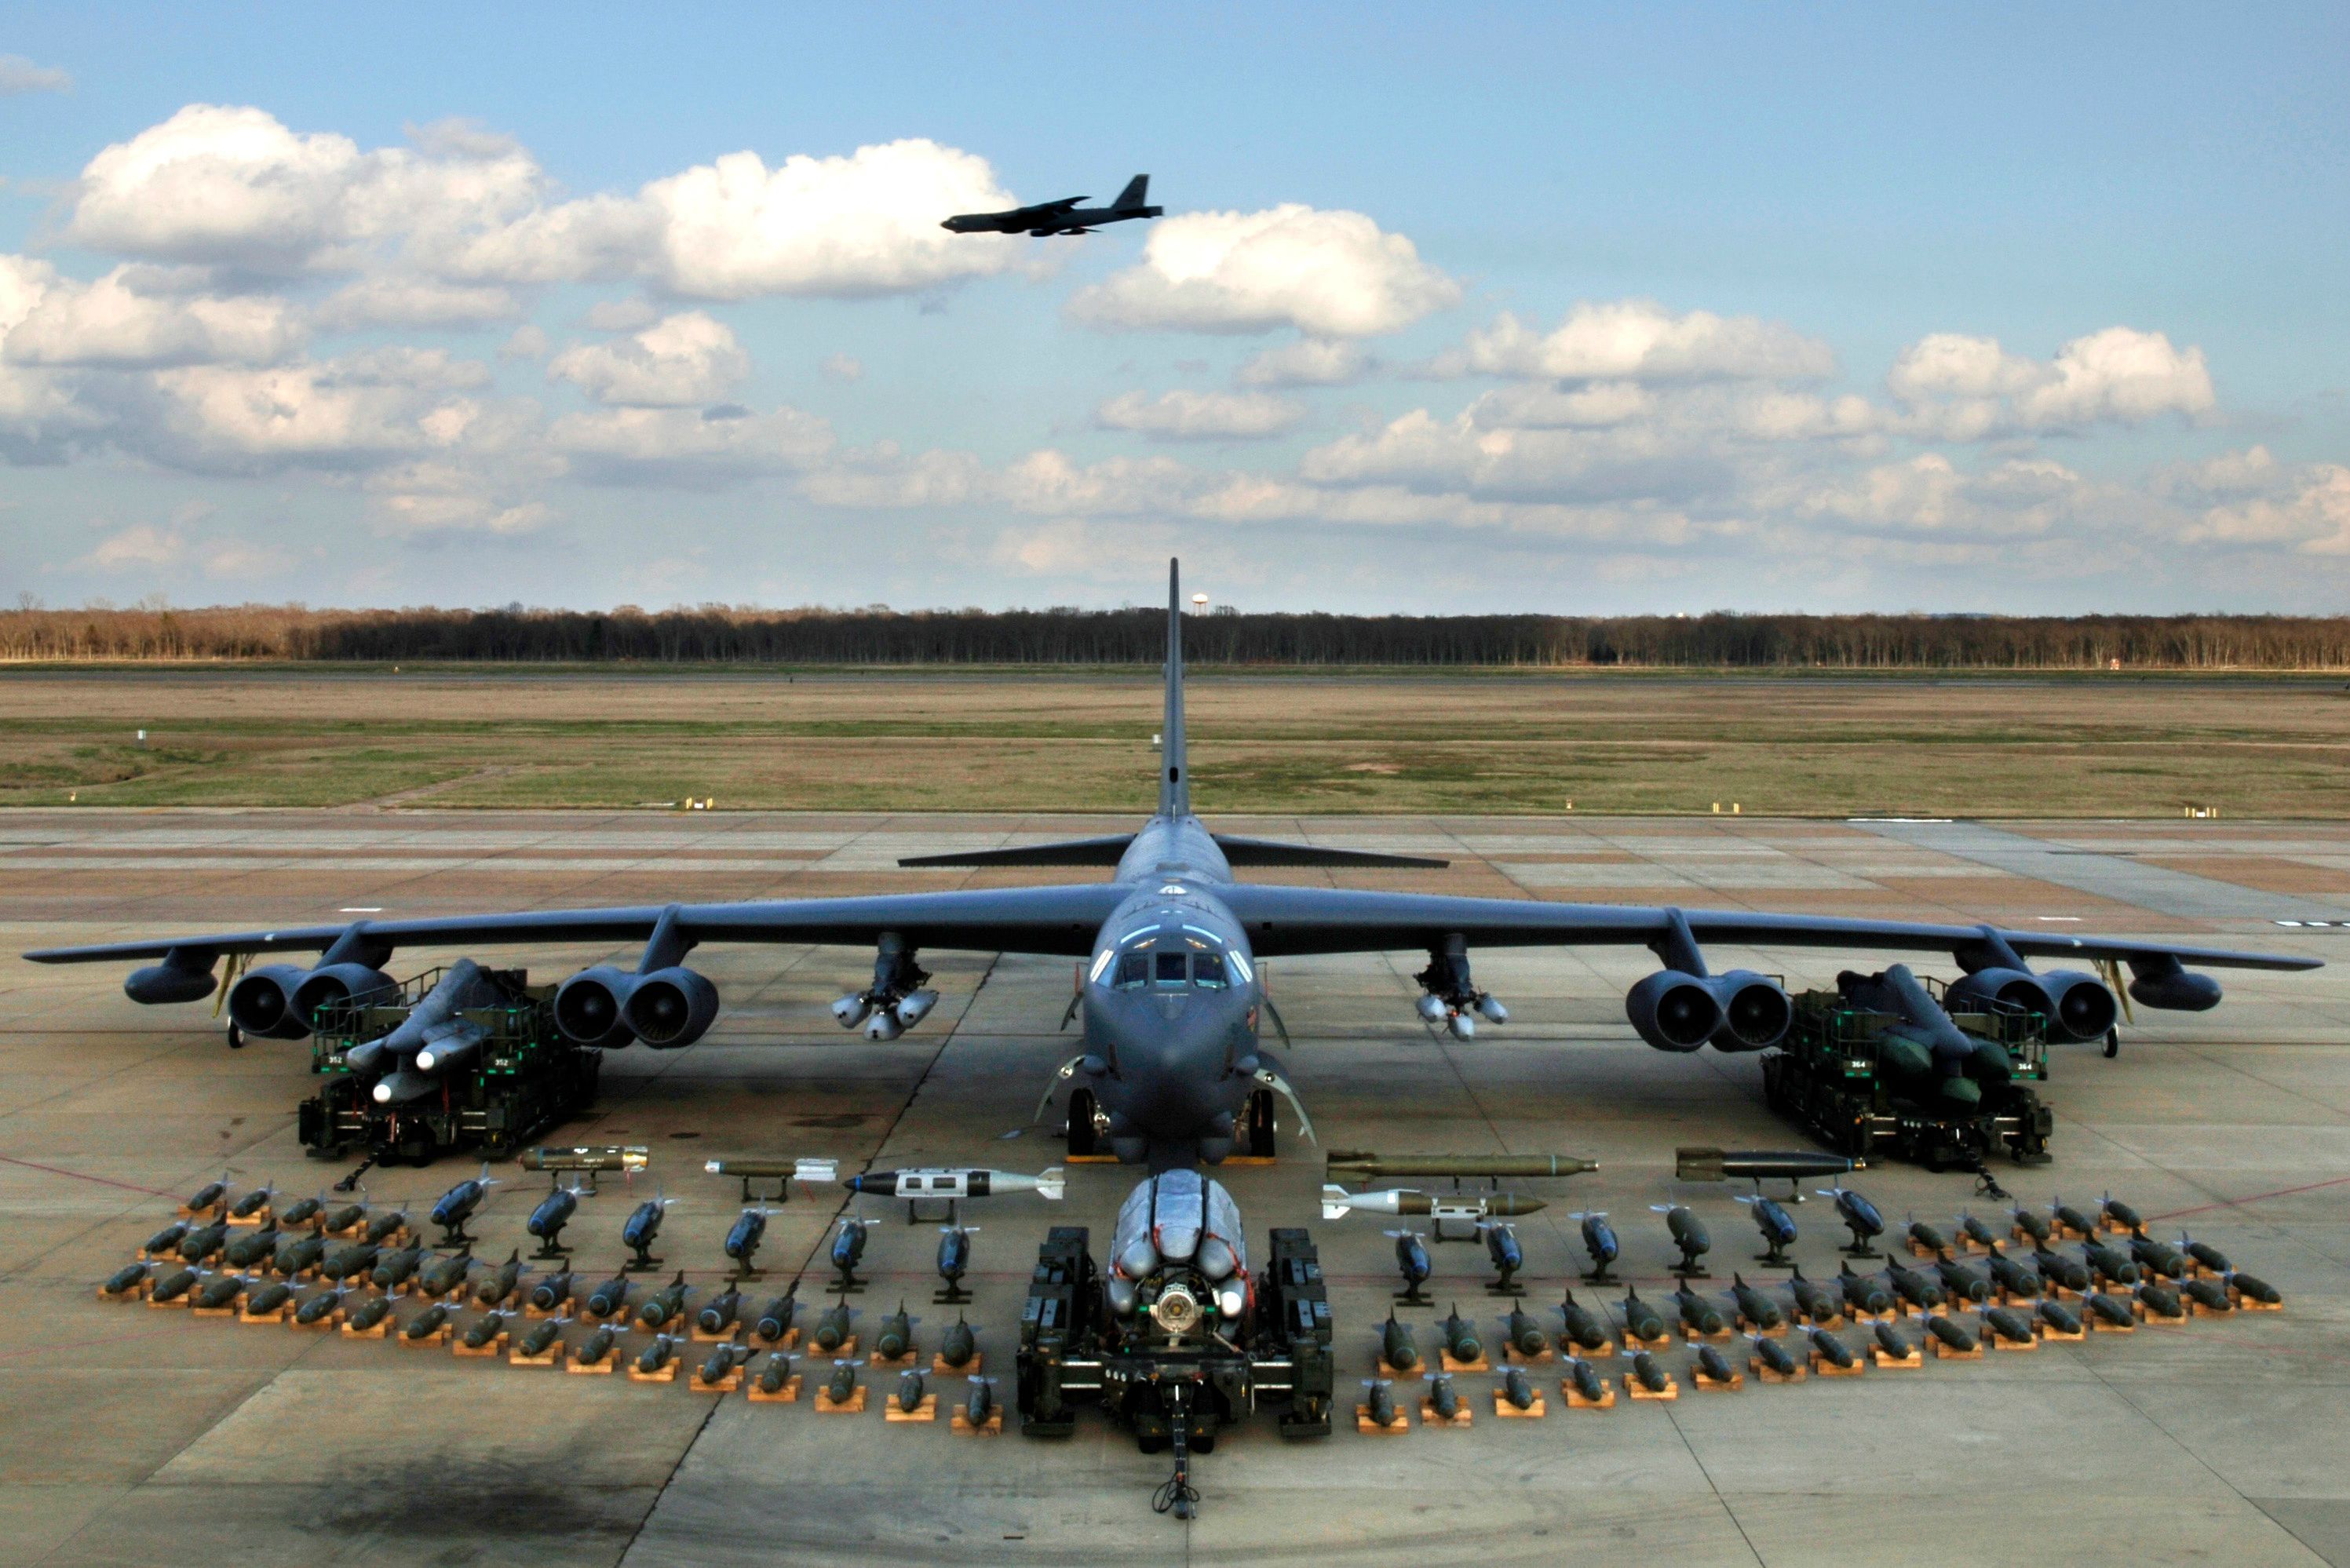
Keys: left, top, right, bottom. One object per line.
{"left": 27, "top": 563, "right": 2321, "bottom": 1171}
{"left": 941, "top": 174, "right": 1162, "bottom": 237}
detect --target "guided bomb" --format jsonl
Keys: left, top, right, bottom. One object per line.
{"left": 754, "top": 1352, "right": 794, "bottom": 1395}
{"left": 1935, "top": 1257, "right": 1991, "bottom": 1305}
{"left": 430, "top": 1167, "right": 496, "bottom": 1244}
{"left": 636, "top": 1270, "right": 691, "bottom": 1329}
{"left": 1653, "top": 1205, "right": 1710, "bottom": 1275}
{"left": 1620, "top": 1288, "right": 1667, "bottom": 1343}
{"left": 274, "top": 1233, "right": 326, "bottom": 1276}
{"left": 1735, "top": 1193, "right": 1798, "bottom": 1265}
{"left": 723, "top": 1209, "right": 768, "bottom": 1271}
{"left": 418, "top": 1251, "right": 473, "bottom": 1297}
{"left": 371, "top": 1243, "right": 426, "bottom": 1290}
{"left": 1557, "top": 1289, "right": 1611, "bottom": 1352}
{"left": 1505, "top": 1304, "right": 1546, "bottom": 1358}
{"left": 404, "top": 1303, "right": 450, "bottom": 1340}
{"left": 585, "top": 1275, "right": 632, "bottom": 1318}
{"left": 1502, "top": 1366, "right": 1540, "bottom": 1409}
{"left": 698, "top": 1287, "right": 743, "bottom": 1336}
{"left": 531, "top": 1271, "right": 575, "bottom": 1312}
{"left": 1629, "top": 1351, "right": 1672, "bottom": 1393}
{"left": 1822, "top": 1184, "right": 1885, "bottom": 1256}
{"left": 345, "top": 1294, "right": 392, "bottom": 1333}
{"left": 1439, "top": 1304, "right": 1482, "bottom": 1365}
{"left": 938, "top": 1315, "right": 977, "bottom": 1369}
{"left": 874, "top": 1302, "right": 914, "bottom": 1362}
{"left": 1572, "top": 1212, "right": 1619, "bottom": 1282}
{"left": 526, "top": 1187, "right": 579, "bottom": 1252}
{"left": 1672, "top": 1285, "right": 1726, "bottom": 1337}
{"left": 1786, "top": 1267, "right": 1836, "bottom": 1323}
{"left": 576, "top": 1325, "right": 619, "bottom": 1366}
{"left": 474, "top": 1249, "right": 524, "bottom": 1307}
{"left": 222, "top": 1227, "right": 280, "bottom": 1269}
{"left": 754, "top": 1287, "right": 798, "bottom": 1343}
{"left": 1566, "top": 1355, "right": 1611, "bottom": 1402}
{"left": 621, "top": 1198, "right": 670, "bottom": 1270}
{"left": 1731, "top": 1275, "right": 1784, "bottom": 1331}
{"left": 814, "top": 1301, "right": 854, "bottom": 1352}
{"left": 1750, "top": 1334, "right": 1801, "bottom": 1378}
{"left": 276, "top": 1194, "right": 324, "bottom": 1230}
{"left": 1381, "top": 1312, "right": 1420, "bottom": 1372}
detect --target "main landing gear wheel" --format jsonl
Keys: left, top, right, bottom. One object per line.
{"left": 1244, "top": 1088, "right": 1277, "bottom": 1159}
{"left": 2104, "top": 1026, "right": 2121, "bottom": 1059}
{"left": 1067, "top": 1088, "right": 1101, "bottom": 1158}
{"left": 225, "top": 1023, "right": 245, "bottom": 1050}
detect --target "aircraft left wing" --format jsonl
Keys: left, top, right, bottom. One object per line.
{"left": 23, "top": 884, "right": 1133, "bottom": 967}
{"left": 1209, "top": 884, "right": 2322, "bottom": 972}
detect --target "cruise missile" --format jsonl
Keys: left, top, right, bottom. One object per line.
{"left": 1320, "top": 1184, "right": 1545, "bottom": 1224}
{"left": 1676, "top": 1147, "right": 1859, "bottom": 1184}
{"left": 786, "top": 1161, "right": 1066, "bottom": 1203}
{"left": 1325, "top": 1152, "right": 1597, "bottom": 1181}
{"left": 343, "top": 959, "right": 502, "bottom": 1077}
{"left": 1834, "top": 965, "right": 2016, "bottom": 1109}
{"left": 520, "top": 1146, "right": 649, "bottom": 1176}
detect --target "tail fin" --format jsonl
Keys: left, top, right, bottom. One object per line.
{"left": 1160, "top": 557, "right": 1189, "bottom": 817}
{"left": 1114, "top": 174, "right": 1150, "bottom": 211}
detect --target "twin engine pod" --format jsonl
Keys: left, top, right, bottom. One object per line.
{"left": 225, "top": 961, "right": 396, "bottom": 1041}
{"left": 1625, "top": 969, "right": 1793, "bottom": 1054}
{"left": 1105, "top": 1169, "right": 1249, "bottom": 1333}
{"left": 1944, "top": 967, "right": 2119, "bottom": 1043}
{"left": 553, "top": 965, "right": 720, "bottom": 1049}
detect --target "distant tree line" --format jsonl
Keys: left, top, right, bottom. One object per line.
{"left": 2, "top": 602, "right": 2348, "bottom": 669}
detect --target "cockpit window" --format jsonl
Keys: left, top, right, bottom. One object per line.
{"left": 1155, "top": 951, "right": 1189, "bottom": 986}
{"left": 1114, "top": 951, "right": 1150, "bottom": 989}
{"left": 1194, "top": 951, "right": 1227, "bottom": 988}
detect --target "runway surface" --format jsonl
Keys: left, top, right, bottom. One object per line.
{"left": 2, "top": 811, "right": 2346, "bottom": 1566}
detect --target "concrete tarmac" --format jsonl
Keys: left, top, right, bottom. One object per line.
{"left": 1, "top": 811, "right": 2345, "bottom": 1566}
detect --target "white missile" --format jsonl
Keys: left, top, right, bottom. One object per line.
{"left": 789, "top": 1162, "right": 1065, "bottom": 1202}
{"left": 1320, "top": 1183, "right": 1546, "bottom": 1223}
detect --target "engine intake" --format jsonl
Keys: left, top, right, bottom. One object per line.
{"left": 1626, "top": 970, "right": 1721, "bottom": 1052}
{"left": 554, "top": 965, "right": 638, "bottom": 1046}
{"left": 289, "top": 962, "right": 397, "bottom": 1021}
{"left": 228, "top": 964, "right": 321, "bottom": 1040}
{"left": 1710, "top": 971, "right": 1793, "bottom": 1052}
{"left": 622, "top": 966, "right": 719, "bottom": 1048}
{"left": 1947, "top": 966, "right": 2116, "bottom": 1042}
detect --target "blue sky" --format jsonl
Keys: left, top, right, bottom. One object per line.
{"left": 2, "top": 2, "right": 2345, "bottom": 613}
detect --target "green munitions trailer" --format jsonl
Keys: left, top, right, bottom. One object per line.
{"left": 1762, "top": 980, "right": 2053, "bottom": 1170}
{"left": 297, "top": 968, "right": 600, "bottom": 1165}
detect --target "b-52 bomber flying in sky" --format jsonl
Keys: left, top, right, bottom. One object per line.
{"left": 941, "top": 174, "right": 1162, "bottom": 236}
{"left": 29, "top": 563, "right": 2321, "bottom": 1170}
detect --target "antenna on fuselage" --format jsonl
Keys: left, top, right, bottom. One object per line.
{"left": 1160, "top": 557, "right": 1189, "bottom": 819}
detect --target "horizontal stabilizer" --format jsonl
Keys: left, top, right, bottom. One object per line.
{"left": 899, "top": 835, "right": 1135, "bottom": 868}
{"left": 1211, "top": 834, "right": 1447, "bottom": 870}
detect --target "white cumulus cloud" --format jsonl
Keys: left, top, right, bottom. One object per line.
{"left": 2, "top": 263, "right": 303, "bottom": 369}
{"left": 548, "top": 311, "right": 750, "bottom": 407}
{"left": 1097, "top": 388, "right": 1305, "bottom": 441}
{"left": 1070, "top": 205, "right": 1459, "bottom": 337}
{"left": 1236, "top": 338, "right": 1370, "bottom": 387}
{"left": 1888, "top": 326, "right": 2214, "bottom": 436}
{"left": 1443, "top": 301, "right": 1837, "bottom": 383}
{"left": 0, "top": 55, "right": 72, "bottom": 95}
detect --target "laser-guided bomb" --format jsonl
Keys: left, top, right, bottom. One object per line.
{"left": 1571, "top": 1212, "right": 1619, "bottom": 1282}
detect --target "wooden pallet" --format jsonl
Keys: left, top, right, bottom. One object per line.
{"left": 1694, "top": 1369, "right": 1744, "bottom": 1391}
{"left": 2088, "top": 1313, "right": 2136, "bottom": 1334}
{"left": 1561, "top": 1338, "right": 1618, "bottom": 1358}
{"left": 452, "top": 1334, "right": 509, "bottom": 1358}
{"left": 1355, "top": 1403, "right": 1410, "bottom": 1435}
{"left": 1678, "top": 1326, "right": 1734, "bottom": 1343}
{"left": 627, "top": 1361, "right": 681, "bottom": 1383}
{"left": 340, "top": 1318, "right": 390, "bottom": 1340}
{"left": 1735, "top": 1318, "right": 1786, "bottom": 1338}
{"left": 400, "top": 1328, "right": 453, "bottom": 1348}
{"left": 810, "top": 1336, "right": 858, "bottom": 1358}
{"left": 225, "top": 1210, "right": 271, "bottom": 1228}
{"left": 814, "top": 1385, "right": 867, "bottom": 1413}
{"left": 1564, "top": 1380, "right": 1617, "bottom": 1409}
{"left": 1756, "top": 1363, "right": 1805, "bottom": 1384}
{"left": 191, "top": 1304, "right": 237, "bottom": 1319}
{"left": 691, "top": 1324, "right": 743, "bottom": 1344}
{"left": 868, "top": 1348, "right": 920, "bottom": 1369}
{"left": 950, "top": 1409, "right": 1002, "bottom": 1435}
{"left": 746, "top": 1374, "right": 802, "bottom": 1403}
{"left": 566, "top": 1355, "right": 617, "bottom": 1376}
{"left": 753, "top": 1328, "right": 802, "bottom": 1351}
{"left": 1375, "top": 1355, "right": 1425, "bottom": 1378}
{"left": 1502, "top": 1344, "right": 1555, "bottom": 1366}
{"left": 1625, "top": 1377, "right": 1680, "bottom": 1402}
{"left": 178, "top": 1202, "right": 225, "bottom": 1220}
{"left": 1930, "top": 1339, "right": 1984, "bottom": 1360}
{"left": 692, "top": 1369, "right": 745, "bottom": 1393}
{"left": 1808, "top": 1352, "right": 1864, "bottom": 1377}
{"left": 1906, "top": 1239, "right": 1944, "bottom": 1260}
{"left": 1492, "top": 1391, "right": 1546, "bottom": 1418}
{"left": 885, "top": 1393, "right": 937, "bottom": 1423}
{"left": 932, "top": 1351, "right": 981, "bottom": 1374}
{"left": 1870, "top": 1347, "right": 1923, "bottom": 1369}
{"left": 509, "top": 1345, "right": 564, "bottom": 1368}
{"left": 286, "top": 1311, "right": 337, "bottom": 1332}
{"left": 1419, "top": 1398, "right": 1472, "bottom": 1428}
{"left": 2235, "top": 1294, "right": 2283, "bottom": 1313}
{"left": 239, "top": 1304, "right": 290, "bottom": 1324}
{"left": 1439, "top": 1350, "right": 1490, "bottom": 1373}
{"left": 145, "top": 1292, "right": 191, "bottom": 1311}
{"left": 1989, "top": 1333, "right": 2039, "bottom": 1352}
{"left": 1624, "top": 1330, "right": 1673, "bottom": 1351}
{"left": 2039, "top": 1324, "right": 2086, "bottom": 1343}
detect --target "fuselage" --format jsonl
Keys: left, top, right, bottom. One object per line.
{"left": 1078, "top": 814, "right": 1261, "bottom": 1167}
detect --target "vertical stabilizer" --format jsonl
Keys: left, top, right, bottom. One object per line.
{"left": 1114, "top": 174, "right": 1151, "bottom": 211}
{"left": 1160, "top": 558, "right": 1189, "bottom": 818}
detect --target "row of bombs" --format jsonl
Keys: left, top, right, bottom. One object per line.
{"left": 1390, "top": 1187, "right": 2281, "bottom": 1304}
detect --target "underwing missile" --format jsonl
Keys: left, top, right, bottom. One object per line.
{"left": 1620, "top": 1287, "right": 1667, "bottom": 1344}
{"left": 474, "top": 1249, "right": 525, "bottom": 1307}
{"left": 755, "top": 1351, "right": 794, "bottom": 1395}
{"left": 1806, "top": 1327, "right": 1857, "bottom": 1369}
{"left": 346, "top": 959, "right": 501, "bottom": 1074}
{"left": 274, "top": 1233, "right": 326, "bottom": 1275}
{"left": 103, "top": 1263, "right": 149, "bottom": 1296}
{"left": 754, "top": 1287, "right": 799, "bottom": 1343}
{"left": 1934, "top": 1257, "right": 1991, "bottom": 1305}
{"left": 1566, "top": 1354, "right": 1610, "bottom": 1402}
{"left": 150, "top": 1266, "right": 200, "bottom": 1302}
{"left": 1671, "top": 1285, "right": 1726, "bottom": 1337}
{"left": 1503, "top": 1366, "right": 1540, "bottom": 1409}
{"left": 1571, "top": 1211, "right": 1619, "bottom": 1282}
{"left": 1750, "top": 1333, "right": 1801, "bottom": 1378}
{"left": 345, "top": 1293, "right": 392, "bottom": 1333}
{"left": 1835, "top": 965, "right": 2013, "bottom": 1106}
{"left": 1439, "top": 1304, "right": 1483, "bottom": 1365}
{"left": 418, "top": 1250, "right": 474, "bottom": 1297}
{"left": 1425, "top": 1372, "right": 1462, "bottom": 1421}
{"left": 1696, "top": 1344, "right": 1738, "bottom": 1385}
{"left": 1651, "top": 1205, "right": 1710, "bottom": 1274}
{"left": 1676, "top": 1147, "right": 1858, "bottom": 1184}
{"left": 575, "top": 1325, "right": 619, "bottom": 1366}
{"left": 817, "top": 1165, "right": 1067, "bottom": 1203}
{"left": 1730, "top": 1274, "right": 1784, "bottom": 1331}
{"left": 938, "top": 1314, "right": 977, "bottom": 1369}
{"left": 370, "top": 1244, "right": 426, "bottom": 1289}
{"left": 1319, "top": 1184, "right": 1545, "bottom": 1222}
{"left": 370, "top": 1071, "right": 437, "bottom": 1105}
{"left": 142, "top": 1220, "right": 190, "bottom": 1256}
{"left": 243, "top": 1279, "right": 293, "bottom": 1317}
{"left": 531, "top": 1271, "right": 575, "bottom": 1312}
{"left": 698, "top": 1286, "right": 743, "bottom": 1336}
{"left": 637, "top": 1334, "right": 681, "bottom": 1375}
{"left": 1788, "top": 1267, "right": 1837, "bottom": 1324}
{"left": 403, "top": 1303, "right": 451, "bottom": 1340}
{"left": 1629, "top": 1351, "right": 1672, "bottom": 1393}
{"left": 814, "top": 1300, "right": 853, "bottom": 1352}
{"left": 826, "top": 1361, "right": 858, "bottom": 1405}
{"left": 1505, "top": 1303, "right": 1546, "bottom": 1358}
{"left": 636, "top": 1269, "right": 690, "bottom": 1329}
{"left": 1327, "top": 1152, "right": 1596, "bottom": 1181}
{"left": 1556, "top": 1289, "right": 1611, "bottom": 1352}
{"left": 1381, "top": 1311, "right": 1420, "bottom": 1372}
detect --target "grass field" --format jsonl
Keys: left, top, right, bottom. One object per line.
{"left": 2, "top": 665, "right": 2347, "bottom": 817}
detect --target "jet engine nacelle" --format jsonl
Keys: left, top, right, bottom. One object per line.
{"left": 1947, "top": 966, "right": 2117, "bottom": 1042}
{"left": 622, "top": 966, "right": 719, "bottom": 1048}
{"left": 228, "top": 962, "right": 391, "bottom": 1041}
{"left": 125, "top": 955, "right": 217, "bottom": 1005}
{"left": 554, "top": 965, "right": 640, "bottom": 1047}
{"left": 1707, "top": 970, "right": 1793, "bottom": 1052}
{"left": 2126, "top": 954, "right": 2222, "bottom": 1012}
{"left": 1626, "top": 970, "right": 1721, "bottom": 1052}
